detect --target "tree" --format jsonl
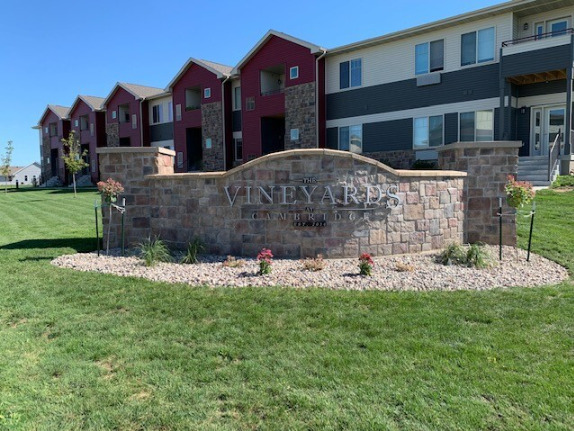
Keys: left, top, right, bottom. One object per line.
{"left": 1, "top": 140, "right": 14, "bottom": 193}
{"left": 61, "top": 131, "right": 89, "bottom": 197}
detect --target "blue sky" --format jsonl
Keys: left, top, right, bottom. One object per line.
{"left": 0, "top": 0, "right": 500, "bottom": 166}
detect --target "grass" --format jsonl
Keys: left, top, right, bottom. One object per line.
{"left": 0, "top": 188, "right": 572, "bottom": 430}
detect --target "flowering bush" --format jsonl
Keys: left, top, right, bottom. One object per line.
{"left": 97, "top": 178, "right": 124, "bottom": 204}
{"left": 358, "top": 252, "right": 374, "bottom": 276}
{"left": 504, "top": 175, "right": 535, "bottom": 208}
{"left": 257, "top": 248, "right": 273, "bottom": 275}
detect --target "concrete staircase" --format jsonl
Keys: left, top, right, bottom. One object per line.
{"left": 517, "top": 156, "right": 559, "bottom": 187}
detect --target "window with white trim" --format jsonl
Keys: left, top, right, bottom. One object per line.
{"left": 204, "top": 87, "right": 211, "bottom": 99}
{"left": 461, "top": 27, "right": 495, "bottom": 66}
{"left": 49, "top": 123, "right": 57, "bottom": 137}
{"left": 339, "top": 125, "right": 362, "bottom": 153}
{"left": 415, "top": 40, "right": 444, "bottom": 75}
{"left": 413, "top": 115, "right": 443, "bottom": 148}
{"left": 459, "top": 110, "right": 494, "bottom": 141}
{"left": 168, "top": 102, "right": 173, "bottom": 122}
{"left": 339, "top": 59, "right": 362, "bottom": 89}
{"left": 152, "top": 104, "right": 163, "bottom": 124}
{"left": 80, "top": 115, "right": 89, "bottom": 131}
{"left": 175, "top": 104, "right": 182, "bottom": 121}
{"left": 233, "top": 87, "right": 241, "bottom": 110}
{"left": 131, "top": 114, "right": 137, "bottom": 129}
{"left": 290, "top": 66, "right": 299, "bottom": 80}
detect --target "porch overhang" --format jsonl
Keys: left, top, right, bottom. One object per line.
{"left": 506, "top": 68, "right": 566, "bottom": 86}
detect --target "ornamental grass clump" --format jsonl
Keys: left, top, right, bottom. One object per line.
{"left": 302, "top": 254, "right": 325, "bottom": 272}
{"left": 257, "top": 248, "right": 273, "bottom": 275}
{"left": 505, "top": 175, "right": 535, "bottom": 208}
{"left": 138, "top": 237, "right": 172, "bottom": 267}
{"left": 358, "top": 253, "right": 374, "bottom": 276}
{"left": 438, "top": 242, "right": 492, "bottom": 269}
{"left": 97, "top": 178, "right": 124, "bottom": 255}
{"left": 181, "top": 237, "right": 205, "bottom": 264}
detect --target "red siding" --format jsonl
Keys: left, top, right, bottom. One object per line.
{"left": 40, "top": 110, "right": 70, "bottom": 183}
{"left": 240, "top": 35, "right": 318, "bottom": 159}
{"left": 106, "top": 87, "right": 145, "bottom": 147}
{"left": 172, "top": 63, "right": 225, "bottom": 172}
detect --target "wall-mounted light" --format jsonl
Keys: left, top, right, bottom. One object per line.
{"left": 520, "top": 106, "right": 527, "bottom": 114}
{"left": 523, "top": 22, "right": 529, "bottom": 31}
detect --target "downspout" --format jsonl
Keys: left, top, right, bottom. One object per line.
{"left": 221, "top": 75, "right": 231, "bottom": 170}
{"left": 315, "top": 49, "right": 327, "bottom": 148}
{"left": 139, "top": 98, "right": 144, "bottom": 146}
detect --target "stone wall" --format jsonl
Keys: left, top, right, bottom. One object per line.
{"left": 41, "top": 135, "right": 51, "bottom": 181}
{"left": 98, "top": 148, "right": 467, "bottom": 258}
{"left": 105, "top": 123, "right": 119, "bottom": 148}
{"left": 437, "top": 141, "right": 521, "bottom": 246}
{"left": 285, "top": 82, "right": 316, "bottom": 150}
{"left": 201, "top": 102, "right": 225, "bottom": 171}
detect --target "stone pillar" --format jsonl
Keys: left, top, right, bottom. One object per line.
{"left": 105, "top": 123, "right": 119, "bottom": 148}
{"left": 96, "top": 147, "right": 175, "bottom": 249}
{"left": 437, "top": 141, "right": 521, "bottom": 246}
{"left": 201, "top": 102, "right": 225, "bottom": 171}
{"left": 285, "top": 82, "right": 317, "bottom": 150}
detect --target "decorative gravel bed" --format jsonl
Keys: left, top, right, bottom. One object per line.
{"left": 52, "top": 245, "right": 569, "bottom": 291}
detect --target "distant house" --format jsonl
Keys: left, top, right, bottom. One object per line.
{"left": 37, "top": 105, "right": 71, "bottom": 184}
{"left": 0, "top": 163, "right": 41, "bottom": 186}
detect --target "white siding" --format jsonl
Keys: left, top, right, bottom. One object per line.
{"left": 516, "top": 6, "right": 574, "bottom": 40}
{"left": 326, "top": 13, "right": 513, "bottom": 94}
{"left": 0, "top": 164, "right": 41, "bottom": 185}
{"left": 148, "top": 95, "right": 173, "bottom": 125}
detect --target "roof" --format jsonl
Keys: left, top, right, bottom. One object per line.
{"left": 37, "top": 104, "right": 70, "bottom": 125}
{"left": 166, "top": 58, "right": 233, "bottom": 90}
{"left": 103, "top": 82, "right": 165, "bottom": 108}
{"left": 69, "top": 95, "right": 106, "bottom": 116}
{"left": 327, "top": 0, "right": 569, "bottom": 55}
{"left": 2, "top": 163, "right": 40, "bottom": 177}
{"left": 231, "top": 30, "right": 326, "bottom": 74}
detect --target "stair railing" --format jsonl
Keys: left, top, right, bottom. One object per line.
{"left": 548, "top": 129, "right": 561, "bottom": 182}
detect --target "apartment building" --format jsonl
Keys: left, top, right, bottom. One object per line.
{"left": 148, "top": 92, "right": 174, "bottom": 152}
{"left": 37, "top": 105, "right": 71, "bottom": 184}
{"left": 103, "top": 83, "right": 164, "bottom": 148}
{"left": 69, "top": 95, "right": 106, "bottom": 183}
{"left": 167, "top": 58, "right": 232, "bottom": 172}
{"left": 324, "top": 0, "right": 574, "bottom": 177}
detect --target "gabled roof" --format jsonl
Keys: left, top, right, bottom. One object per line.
{"left": 103, "top": 82, "right": 165, "bottom": 108}
{"left": 231, "top": 30, "right": 326, "bottom": 74}
{"left": 11, "top": 163, "right": 41, "bottom": 176}
{"left": 69, "top": 95, "right": 106, "bottom": 116}
{"left": 166, "top": 58, "right": 233, "bottom": 90}
{"left": 38, "top": 104, "right": 70, "bottom": 125}
{"left": 327, "top": 0, "right": 568, "bottom": 55}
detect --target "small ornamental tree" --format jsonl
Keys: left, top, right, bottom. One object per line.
{"left": 505, "top": 175, "right": 535, "bottom": 208}
{"left": 61, "top": 131, "right": 89, "bottom": 197}
{"left": 1, "top": 140, "right": 14, "bottom": 193}
{"left": 97, "top": 178, "right": 124, "bottom": 255}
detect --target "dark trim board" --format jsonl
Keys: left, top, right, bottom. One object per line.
{"left": 327, "top": 64, "right": 499, "bottom": 120}
{"left": 150, "top": 122, "right": 174, "bottom": 142}
{"left": 502, "top": 44, "right": 571, "bottom": 78}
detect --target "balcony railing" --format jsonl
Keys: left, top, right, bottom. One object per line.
{"left": 502, "top": 28, "right": 574, "bottom": 47}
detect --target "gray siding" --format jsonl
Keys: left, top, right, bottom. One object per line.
{"left": 515, "top": 107, "right": 530, "bottom": 157}
{"left": 326, "top": 127, "right": 338, "bottom": 149}
{"left": 327, "top": 64, "right": 499, "bottom": 120}
{"left": 444, "top": 113, "right": 458, "bottom": 145}
{"left": 363, "top": 119, "right": 412, "bottom": 153}
{"left": 232, "top": 111, "right": 242, "bottom": 132}
{"left": 150, "top": 122, "right": 174, "bottom": 142}
{"left": 502, "top": 44, "right": 571, "bottom": 78}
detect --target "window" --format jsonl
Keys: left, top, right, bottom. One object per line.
{"left": 74, "top": 119, "right": 79, "bottom": 127}
{"left": 204, "top": 88, "right": 211, "bottom": 99}
{"left": 131, "top": 114, "right": 137, "bottom": 129}
{"left": 548, "top": 18, "right": 568, "bottom": 36}
{"left": 80, "top": 115, "right": 89, "bottom": 131}
{"left": 339, "top": 125, "right": 362, "bottom": 153}
{"left": 233, "top": 87, "right": 241, "bottom": 110}
{"left": 234, "top": 138, "right": 243, "bottom": 161}
{"left": 90, "top": 123, "right": 94, "bottom": 136}
{"left": 290, "top": 66, "right": 299, "bottom": 80}
{"left": 205, "top": 138, "right": 212, "bottom": 149}
{"left": 175, "top": 104, "right": 182, "bottom": 121}
{"left": 415, "top": 40, "right": 444, "bottom": 74}
{"left": 290, "top": 129, "right": 299, "bottom": 141}
{"left": 460, "top": 110, "right": 494, "bottom": 141}
{"left": 185, "top": 88, "right": 201, "bottom": 110}
{"left": 152, "top": 104, "right": 163, "bottom": 124}
{"left": 112, "top": 110, "right": 117, "bottom": 119}
{"left": 44, "top": 127, "right": 48, "bottom": 134}
{"left": 413, "top": 116, "right": 443, "bottom": 148}
{"left": 246, "top": 97, "right": 255, "bottom": 111}
{"left": 461, "top": 27, "right": 495, "bottom": 66}
{"left": 49, "top": 123, "right": 57, "bottom": 137}
{"left": 119, "top": 104, "right": 130, "bottom": 123}
{"left": 339, "top": 59, "right": 362, "bottom": 89}
{"left": 168, "top": 102, "right": 173, "bottom": 122}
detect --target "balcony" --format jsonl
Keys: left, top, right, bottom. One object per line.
{"left": 502, "top": 28, "right": 573, "bottom": 56}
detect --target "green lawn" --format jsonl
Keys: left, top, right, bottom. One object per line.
{"left": 0, "top": 188, "right": 572, "bottom": 430}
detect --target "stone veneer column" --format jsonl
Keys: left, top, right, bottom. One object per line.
{"left": 437, "top": 141, "right": 521, "bottom": 246}
{"left": 105, "top": 123, "right": 119, "bottom": 148}
{"left": 285, "top": 82, "right": 317, "bottom": 150}
{"left": 96, "top": 147, "right": 175, "bottom": 249}
{"left": 41, "top": 135, "right": 51, "bottom": 181}
{"left": 201, "top": 102, "right": 224, "bottom": 171}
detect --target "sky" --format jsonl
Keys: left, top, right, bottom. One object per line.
{"left": 0, "top": 0, "right": 501, "bottom": 167}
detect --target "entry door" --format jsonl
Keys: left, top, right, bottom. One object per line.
{"left": 531, "top": 106, "right": 565, "bottom": 156}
